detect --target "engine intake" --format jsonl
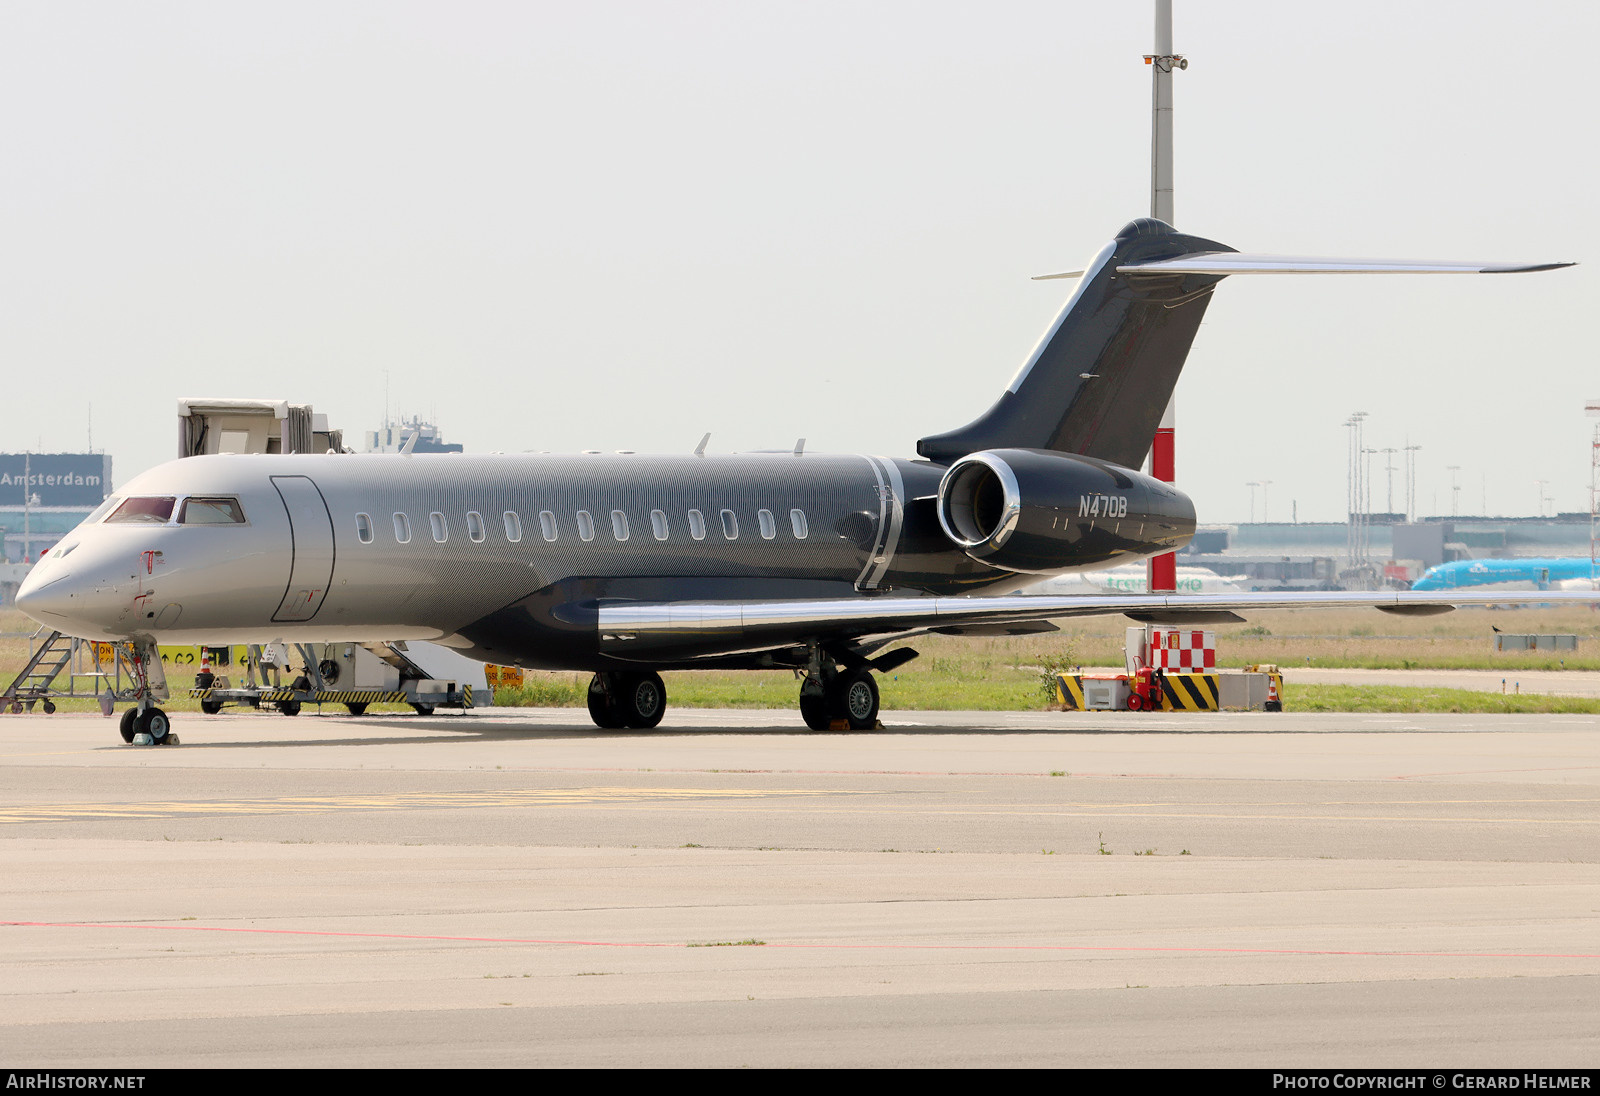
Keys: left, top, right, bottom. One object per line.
{"left": 936, "top": 448, "right": 1195, "bottom": 574}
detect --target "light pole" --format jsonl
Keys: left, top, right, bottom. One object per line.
{"left": 1246, "top": 481, "right": 1260, "bottom": 524}
{"left": 1362, "top": 447, "right": 1378, "bottom": 561}
{"left": 1345, "top": 412, "right": 1368, "bottom": 565}
{"left": 1404, "top": 443, "right": 1422, "bottom": 521}
{"left": 21, "top": 453, "right": 33, "bottom": 563}
{"left": 1448, "top": 465, "right": 1462, "bottom": 517}
{"left": 1144, "top": 0, "right": 1184, "bottom": 597}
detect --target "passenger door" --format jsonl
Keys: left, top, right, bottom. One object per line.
{"left": 271, "top": 475, "right": 335, "bottom": 623}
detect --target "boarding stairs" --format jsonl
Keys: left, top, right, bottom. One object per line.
{"left": 1, "top": 629, "right": 137, "bottom": 714}
{"left": 359, "top": 641, "right": 432, "bottom": 682}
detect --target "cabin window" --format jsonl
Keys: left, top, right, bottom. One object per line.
{"left": 106, "top": 497, "right": 175, "bottom": 524}
{"left": 539, "top": 510, "right": 558, "bottom": 542}
{"left": 466, "top": 511, "right": 485, "bottom": 543}
{"left": 687, "top": 509, "right": 706, "bottom": 540}
{"left": 430, "top": 512, "right": 447, "bottom": 543}
{"left": 179, "top": 497, "right": 246, "bottom": 525}
{"left": 650, "top": 510, "right": 669, "bottom": 540}
{"left": 355, "top": 513, "right": 373, "bottom": 543}
{"left": 611, "top": 510, "right": 630, "bottom": 541}
{"left": 576, "top": 510, "right": 595, "bottom": 541}
{"left": 393, "top": 513, "right": 411, "bottom": 543}
{"left": 758, "top": 509, "right": 776, "bottom": 539}
{"left": 504, "top": 511, "right": 522, "bottom": 543}
{"left": 790, "top": 509, "right": 808, "bottom": 539}
{"left": 720, "top": 509, "right": 738, "bottom": 539}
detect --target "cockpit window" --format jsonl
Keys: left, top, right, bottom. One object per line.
{"left": 84, "top": 497, "right": 117, "bottom": 524}
{"left": 105, "top": 497, "right": 176, "bottom": 524}
{"left": 179, "top": 497, "right": 247, "bottom": 525}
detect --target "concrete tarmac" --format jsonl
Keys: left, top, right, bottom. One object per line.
{"left": 2, "top": 705, "right": 1598, "bottom": 1068}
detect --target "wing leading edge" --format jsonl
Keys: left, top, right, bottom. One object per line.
{"left": 596, "top": 589, "right": 1598, "bottom": 656}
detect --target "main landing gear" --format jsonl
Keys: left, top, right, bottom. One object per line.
{"left": 581, "top": 645, "right": 910, "bottom": 732}
{"left": 587, "top": 671, "right": 667, "bottom": 729}
{"left": 799, "top": 666, "right": 879, "bottom": 731}
{"left": 797, "top": 641, "right": 917, "bottom": 731}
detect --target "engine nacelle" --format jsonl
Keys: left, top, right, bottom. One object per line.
{"left": 935, "top": 448, "right": 1195, "bottom": 574}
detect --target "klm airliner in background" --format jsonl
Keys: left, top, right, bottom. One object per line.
{"left": 1412, "top": 557, "right": 1597, "bottom": 591}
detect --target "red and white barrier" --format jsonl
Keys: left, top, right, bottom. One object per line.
{"left": 1149, "top": 628, "right": 1216, "bottom": 671}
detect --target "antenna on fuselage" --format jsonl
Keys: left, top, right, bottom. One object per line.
{"left": 400, "top": 428, "right": 420, "bottom": 456}
{"left": 694, "top": 432, "right": 710, "bottom": 457}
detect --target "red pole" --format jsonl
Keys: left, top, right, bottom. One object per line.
{"left": 1149, "top": 415, "right": 1176, "bottom": 592}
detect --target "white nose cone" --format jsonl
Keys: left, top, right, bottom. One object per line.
{"left": 14, "top": 568, "right": 74, "bottom": 628}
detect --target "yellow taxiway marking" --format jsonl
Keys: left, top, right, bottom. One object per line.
{"left": 0, "top": 787, "right": 842, "bottom": 824}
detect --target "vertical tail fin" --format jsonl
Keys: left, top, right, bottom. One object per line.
{"left": 917, "top": 219, "right": 1232, "bottom": 470}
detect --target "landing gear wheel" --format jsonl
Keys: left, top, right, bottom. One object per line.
{"left": 278, "top": 699, "right": 301, "bottom": 717}
{"left": 586, "top": 674, "right": 626, "bottom": 729}
{"left": 200, "top": 699, "right": 224, "bottom": 715}
{"left": 840, "top": 670, "right": 879, "bottom": 731}
{"left": 344, "top": 702, "right": 369, "bottom": 716}
{"left": 799, "top": 687, "right": 832, "bottom": 731}
{"left": 119, "top": 708, "right": 138, "bottom": 743}
{"left": 136, "top": 707, "right": 171, "bottom": 744}
{"left": 616, "top": 671, "right": 666, "bottom": 729}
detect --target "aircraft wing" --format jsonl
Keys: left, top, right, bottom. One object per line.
{"left": 597, "top": 589, "right": 1597, "bottom": 654}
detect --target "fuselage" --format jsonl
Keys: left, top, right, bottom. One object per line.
{"left": 17, "top": 450, "right": 1196, "bottom": 670}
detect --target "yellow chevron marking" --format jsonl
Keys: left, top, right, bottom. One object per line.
{"left": 1055, "top": 674, "right": 1086, "bottom": 710}
{"left": 1160, "top": 673, "right": 1220, "bottom": 712}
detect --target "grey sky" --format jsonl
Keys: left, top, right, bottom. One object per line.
{"left": 2, "top": 1, "right": 1592, "bottom": 524}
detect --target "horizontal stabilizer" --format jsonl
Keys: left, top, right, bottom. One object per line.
{"left": 1116, "top": 253, "right": 1576, "bottom": 276}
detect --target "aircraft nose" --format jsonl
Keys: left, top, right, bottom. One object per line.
{"left": 15, "top": 569, "right": 79, "bottom": 628}
{"left": 15, "top": 565, "right": 121, "bottom": 637}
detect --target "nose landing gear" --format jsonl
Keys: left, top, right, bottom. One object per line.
{"left": 118, "top": 639, "right": 176, "bottom": 745}
{"left": 119, "top": 704, "right": 175, "bottom": 745}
